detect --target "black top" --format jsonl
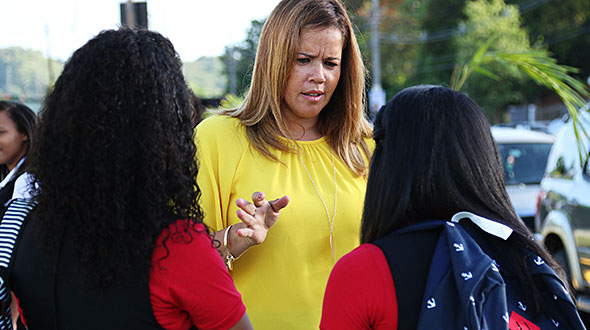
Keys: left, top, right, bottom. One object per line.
{"left": 9, "top": 213, "right": 166, "bottom": 330}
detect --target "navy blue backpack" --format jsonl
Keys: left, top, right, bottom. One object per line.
{"left": 374, "top": 212, "right": 586, "bottom": 330}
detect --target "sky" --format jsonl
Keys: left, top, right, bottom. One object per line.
{"left": 0, "top": 0, "right": 282, "bottom": 62}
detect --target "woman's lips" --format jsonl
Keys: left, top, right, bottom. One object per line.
{"left": 302, "top": 91, "right": 324, "bottom": 102}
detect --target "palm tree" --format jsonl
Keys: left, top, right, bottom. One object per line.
{"left": 450, "top": 38, "right": 589, "bottom": 165}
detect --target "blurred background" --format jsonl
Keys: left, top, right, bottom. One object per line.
{"left": 2, "top": 0, "right": 590, "bottom": 323}
{"left": 1, "top": 0, "right": 588, "bottom": 124}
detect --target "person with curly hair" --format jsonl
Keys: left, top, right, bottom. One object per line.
{"left": 195, "top": 0, "right": 373, "bottom": 328}
{"left": 0, "top": 101, "right": 36, "bottom": 212}
{"left": 3, "top": 29, "right": 254, "bottom": 330}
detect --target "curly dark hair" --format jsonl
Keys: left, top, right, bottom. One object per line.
{"left": 27, "top": 28, "right": 203, "bottom": 288}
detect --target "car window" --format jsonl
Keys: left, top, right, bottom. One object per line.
{"left": 546, "top": 121, "right": 583, "bottom": 179}
{"left": 498, "top": 143, "right": 553, "bottom": 185}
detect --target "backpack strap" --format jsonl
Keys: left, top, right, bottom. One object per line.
{"left": 0, "top": 199, "right": 37, "bottom": 330}
{"left": 372, "top": 220, "right": 446, "bottom": 329}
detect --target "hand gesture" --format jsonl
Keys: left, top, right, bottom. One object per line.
{"left": 235, "top": 192, "right": 290, "bottom": 245}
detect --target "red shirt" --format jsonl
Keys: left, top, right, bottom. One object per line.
{"left": 320, "top": 244, "right": 397, "bottom": 330}
{"left": 150, "top": 220, "right": 246, "bottom": 330}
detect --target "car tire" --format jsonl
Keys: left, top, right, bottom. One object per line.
{"left": 553, "top": 248, "right": 573, "bottom": 291}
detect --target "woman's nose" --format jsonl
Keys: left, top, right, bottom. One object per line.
{"left": 309, "top": 63, "right": 326, "bottom": 84}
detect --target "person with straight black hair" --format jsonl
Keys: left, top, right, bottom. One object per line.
{"left": 0, "top": 28, "right": 254, "bottom": 330}
{"left": 321, "top": 85, "right": 585, "bottom": 329}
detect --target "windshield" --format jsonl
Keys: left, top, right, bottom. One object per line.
{"left": 497, "top": 143, "right": 553, "bottom": 185}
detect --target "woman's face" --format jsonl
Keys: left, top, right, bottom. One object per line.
{"left": 282, "top": 26, "right": 343, "bottom": 134}
{"left": 0, "top": 110, "right": 28, "bottom": 171}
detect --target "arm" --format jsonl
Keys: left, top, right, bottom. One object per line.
{"left": 150, "top": 222, "right": 251, "bottom": 330}
{"left": 10, "top": 292, "right": 19, "bottom": 330}
{"left": 194, "top": 117, "right": 289, "bottom": 266}
{"left": 229, "top": 314, "right": 253, "bottom": 330}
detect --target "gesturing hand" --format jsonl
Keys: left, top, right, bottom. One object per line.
{"left": 235, "top": 192, "right": 290, "bottom": 245}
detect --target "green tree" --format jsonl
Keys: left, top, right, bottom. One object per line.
{"left": 514, "top": 0, "right": 590, "bottom": 79}
{"left": 453, "top": 0, "right": 532, "bottom": 121}
{"left": 407, "top": 0, "right": 466, "bottom": 88}
{"left": 221, "top": 19, "right": 265, "bottom": 96}
{"left": 346, "top": 0, "right": 424, "bottom": 99}
{"left": 348, "top": 0, "right": 589, "bottom": 122}
{"left": 451, "top": 39, "right": 589, "bottom": 164}
{"left": 183, "top": 56, "right": 226, "bottom": 98}
{"left": 508, "top": 0, "right": 590, "bottom": 104}
{"left": 0, "top": 47, "right": 63, "bottom": 99}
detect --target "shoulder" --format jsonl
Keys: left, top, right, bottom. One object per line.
{"left": 12, "top": 173, "right": 35, "bottom": 200}
{"left": 334, "top": 244, "right": 387, "bottom": 270}
{"left": 322, "top": 244, "right": 397, "bottom": 330}
{"left": 196, "top": 115, "right": 244, "bottom": 138}
{"left": 154, "top": 220, "right": 212, "bottom": 253}
{"left": 150, "top": 220, "right": 246, "bottom": 330}
{"left": 151, "top": 219, "right": 225, "bottom": 288}
{"left": 361, "top": 137, "right": 376, "bottom": 163}
{"left": 364, "top": 137, "right": 376, "bottom": 153}
{"left": 195, "top": 115, "right": 248, "bottom": 153}
{"left": 328, "top": 244, "right": 392, "bottom": 292}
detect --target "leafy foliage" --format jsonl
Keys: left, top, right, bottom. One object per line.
{"left": 183, "top": 56, "right": 226, "bottom": 98}
{"left": 452, "top": 0, "right": 532, "bottom": 120}
{"left": 347, "top": 0, "right": 590, "bottom": 122}
{"left": 0, "top": 47, "right": 63, "bottom": 100}
{"left": 1, "top": 47, "right": 226, "bottom": 100}
{"left": 221, "top": 19, "right": 264, "bottom": 96}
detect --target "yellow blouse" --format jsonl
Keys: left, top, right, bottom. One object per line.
{"left": 195, "top": 115, "right": 372, "bottom": 330}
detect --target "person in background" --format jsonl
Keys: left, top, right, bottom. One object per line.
{"left": 195, "top": 0, "right": 373, "bottom": 328}
{"left": 0, "top": 101, "right": 36, "bottom": 211}
{"left": 320, "top": 85, "right": 585, "bottom": 329}
{"left": 4, "top": 28, "right": 253, "bottom": 330}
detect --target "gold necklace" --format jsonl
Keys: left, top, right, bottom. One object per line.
{"left": 297, "top": 149, "right": 338, "bottom": 262}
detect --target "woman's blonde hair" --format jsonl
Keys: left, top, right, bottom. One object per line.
{"left": 222, "top": 0, "right": 372, "bottom": 177}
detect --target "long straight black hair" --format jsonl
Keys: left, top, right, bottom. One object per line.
{"left": 361, "top": 85, "right": 560, "bottom": 312}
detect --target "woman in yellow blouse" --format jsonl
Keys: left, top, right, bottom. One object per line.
{"left": 195, "top": 0, "right": 373, "bottom": 328}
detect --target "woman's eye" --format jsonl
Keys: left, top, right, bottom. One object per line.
{"left": 297, "top": 58, "right": 310, "bottom": 64}
{"left": 325, "top": 61, "right": 338, "bottom": 67}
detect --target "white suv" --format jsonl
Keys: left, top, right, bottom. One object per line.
{"left": 491, "top": 127, "right": 555, "bottom": 231}
{"left": 535, "top": 111, "right": 590, "bottom": 312}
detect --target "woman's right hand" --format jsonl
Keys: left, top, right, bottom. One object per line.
{"left": 235, "top": 192, "right": 290, "bottom": 245}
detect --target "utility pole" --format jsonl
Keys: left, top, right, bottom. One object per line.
{"left": 120, "top": 1, "right": 147, "bottom": 29}
{"left": 125, "top": 0, "right": 136, "bottom": 29}
{"left": 369, "top": 0, "right": 386, "bottom": 117}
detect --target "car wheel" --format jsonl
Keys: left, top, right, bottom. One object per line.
{"left": 553, "top": 248, "right": 573, "bottom": 290}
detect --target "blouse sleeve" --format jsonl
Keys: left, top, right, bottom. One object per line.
{"left": 150, "top": 221, "right": 246, "bottom": 330}
{"left": 194, "top": 116, "right": 246, "bottom": 231}
{"left": 320, "top": 244, "right": 397, "bottom": 330}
